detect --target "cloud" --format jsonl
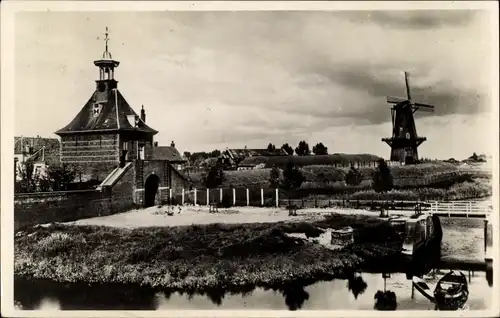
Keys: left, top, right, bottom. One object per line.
{"left": 13, "top": 10, "right": 495, "bottom": 159}
{"left": 340, "top": 10, "right": 482, "bottom": 29}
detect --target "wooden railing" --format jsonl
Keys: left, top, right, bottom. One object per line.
{"left": 428, "top": 200, "right": 493, "bottom": 217}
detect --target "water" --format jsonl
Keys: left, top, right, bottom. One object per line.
{"left": 14, "top": 271, "right": 492, "bottom": 311}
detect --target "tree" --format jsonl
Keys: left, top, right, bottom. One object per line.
{"left": 204, "top": 164, "right": 225, "bottom": 188}
{"left": 295, "top": 141, "right": 310, "bottom": 156}
{"left": 345, "top": 165, "right": 363, "bottom": 186}
{"left": 269, "top": 165, "right": 281, "bottom": 189}
{"left": 190, "top": 152, "right": 210, "bottom": 166}
{"left": 312, "top": 142, "right": 328, "bottom": 155}
{"left": 46, "top": 164, "right": 77, "bottom": 191}
{"left": 372, "top": 159, "right": 394, "bottom": 193}
{"left": 183, "top": 151, "right": 192, "bottom": 162}
{"left": 15, "top": 159, "right": 39, "bottom": 193}
{"left": 282, "top": 160, "right": 305, "bottom": 216}
{"left": 209, "top": 149, "right": 221, "bottom": 158}
{"left": 281, "top": 143, "right": 294, "bottom": 155}
{"left": 267, "top": 143, "right": 276, "bottom": 153}
{"left": 282, "top": 160, "right": 305, "bottom": 191}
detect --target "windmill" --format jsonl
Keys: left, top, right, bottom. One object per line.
{"left": 381, "top": 71, "right": 435, "bottom": 164}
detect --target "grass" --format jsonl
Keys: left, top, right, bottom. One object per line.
{"left": 187, "top": 161, "right": 491, "bottom": 202}
{"left": 239, "top": 154, "right": 383, "bottom": 168}
{"left": 15, "top": 214, "right": 403, "bottom": 291}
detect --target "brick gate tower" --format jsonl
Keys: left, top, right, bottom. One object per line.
{"left": 55, "top": 27, "right": 158, "bottom": 182}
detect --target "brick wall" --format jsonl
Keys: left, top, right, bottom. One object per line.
{"left": 109, "top": 163, "right": 136, "bottom": 212}
{"left": 61, "top": 133, "right": 119, "bottom": 181}
{"left": 14, "top": 190, "right": 110, "bottom": 230}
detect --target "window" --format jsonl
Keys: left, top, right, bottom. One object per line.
{"left": 138, "top": 144, "right": 145, "bottom": 160}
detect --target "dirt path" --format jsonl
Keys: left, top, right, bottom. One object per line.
{"left": 66, "top": 206, "right": 384, "bottom": 228}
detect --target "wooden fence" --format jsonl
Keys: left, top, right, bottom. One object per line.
{"left": 428, "top": 200, "right": 493, "bottom": 218}
{"left": 161, "top": 187, "right": 493, "bottom": 218}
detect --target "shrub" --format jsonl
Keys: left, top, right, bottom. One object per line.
{"left": 372, "top": 160, "right": 394, "bottom": 193}
{"left": 346, "top": 166, "right": 363, "bottom": 186}
{"left": 220, "top": 193, "right": 233, "bottom": 208}
{"left": 35, "top": 232, "right": 83, "bottom": 257}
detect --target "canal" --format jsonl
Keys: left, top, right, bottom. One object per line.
{"left": 14, "top": 217, "right": 491, "bottom": 311}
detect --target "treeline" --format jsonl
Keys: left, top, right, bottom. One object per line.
{"left": 183, "top": 141, "right": 331, "bottom": 165}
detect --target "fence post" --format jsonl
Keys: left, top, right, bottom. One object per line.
{"left": 194, "top": 188, "right": 197, "bottom": 206}
{"left": 220, "top": 188, "right": 223, "bottom": 202}
{"left": 246, "top": 188, "right": 249, "bottom": 206}
{"left": 169, "top": 188, "right": 173, "bottom": 204}
{"left": 207, "top": 188, "right": 210, "bottom": 206}
{"left": 182, "top": 188, "right": 185, "bottom": 205}
{"left": 261, "top": 188, "right": 264, "bottom": 206}
{"left": 233, "top": 188, "right": 236, "bottom": 206}
{"left": 275, "top": 188, "right": 279, "bottom": 207}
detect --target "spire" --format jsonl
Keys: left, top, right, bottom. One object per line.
{"left": 102, "top": 27, "right": 112, "bottom": 60}
{"left": 94, "top": 27, "right": 119, "bottom": 83}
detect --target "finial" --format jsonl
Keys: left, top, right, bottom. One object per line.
{"left": 102, "top": 26, "right": 112, "bottom": 59}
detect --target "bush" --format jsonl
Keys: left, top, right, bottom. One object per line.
{"left": 346, "top": 166, "right": 363, "bottom": 186}
{"left": 220, "top": 193, "right": 232, "bottom": 208}
{"left": 372, "top": 160, "right": 394, "bottom": 193}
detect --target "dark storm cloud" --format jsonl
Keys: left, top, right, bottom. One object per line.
{"left": 299, "top": 62, "right": 489, "bottom": 126}
{"left": 340, "top": 10, "right": 482, "bottom": 29}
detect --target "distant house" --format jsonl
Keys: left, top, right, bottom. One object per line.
{"left": 219, "top": 148, "right": 288, "bottom": 170}
{"left": 151, "top": 141, "right": 187, "bottom": 171}
{"left": 14, "top": 136, "right": 60, "bottom": 180}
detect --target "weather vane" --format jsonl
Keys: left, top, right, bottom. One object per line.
{"left": 102, "top": 26, "right": 112, "bottom": 59}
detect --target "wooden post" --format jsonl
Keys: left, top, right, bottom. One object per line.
{"left": 261, "top": 188, "right": 264, "bottom": 206}
{"left": 181, "top": 188, "right": 185, "bottom": 205}
{"left": 275, "top": 188, "right": 279, "bottom": 207}
{"left": 233, "top": 188, "right": 236, "bottom": 206}
{"left": 246, "top": 188, "right": 249, "bottom": 206}
{"left": 207, "top": 188, "right": 209, "bottom": 206}
{"left": 220, "top": 188, "right": 223, "bottom": 202}
{"left": 194, "top": 188, "right": 197, "bottom": 205}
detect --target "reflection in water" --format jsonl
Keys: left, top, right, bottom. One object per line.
{"left": 347, "top": 273, "right": 367, "bottom": 300}
{"left": 280, "top": 283, "right": 310, "bottom": 311}
{"left": 374, "top": 290, "right": 397, "bottom": 310}
{"left": 14, "top": 271, "right": 491, "bottom": 311}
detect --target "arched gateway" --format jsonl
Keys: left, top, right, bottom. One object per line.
{"left": 144, "top": 173, "right": 160, "bottom": 208}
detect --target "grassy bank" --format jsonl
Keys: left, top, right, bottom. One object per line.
{"left": 303, "top": 178, "right": 492, "bottom": 202}
{"left": 15, "top": 214, "right": 403, "bottom": 291}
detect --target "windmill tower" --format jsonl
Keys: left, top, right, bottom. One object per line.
{"left": 381, "top": 71, "right": 435, "bottom": 164}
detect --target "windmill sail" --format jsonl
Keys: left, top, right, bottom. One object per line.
{"left": 404, "top": 71, "right": 412, "bottom": 102}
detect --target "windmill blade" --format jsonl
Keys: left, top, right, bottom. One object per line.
{"left": 387, "top": 96, "right": 407, "bottom": 104}
{"left": 414, "top": 102, "right": 435, "bottom": 110}
{"left": 413, "top": 106, "right": 435, "bottom": 113}
{"left": 404, "top": 71, "right": 412, "bottom": 102}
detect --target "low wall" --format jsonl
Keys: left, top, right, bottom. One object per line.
{"left": 14, "top": 188, "right": 134, "bottom": 231}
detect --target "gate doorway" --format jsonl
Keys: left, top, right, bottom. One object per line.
{"left": 144, "top": 174, "right": 160, "bottom": 208}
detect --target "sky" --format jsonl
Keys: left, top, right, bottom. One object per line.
{"left": 13, "top": 9, "right": 497, "bottom": 159}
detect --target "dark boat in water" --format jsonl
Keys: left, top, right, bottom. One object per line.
{"left": 433, "top": 271, "right": 469, "bottom": 311}
{"left": 412, "top": 270, "right": 469, "bottom": 311}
